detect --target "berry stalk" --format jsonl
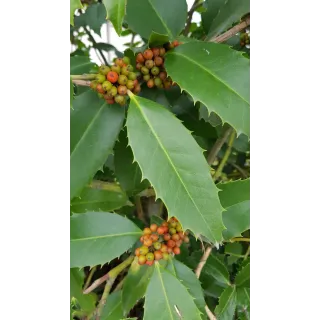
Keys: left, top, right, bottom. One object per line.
{"left": 71, "top": 74, "right": 98, "bottom": 80}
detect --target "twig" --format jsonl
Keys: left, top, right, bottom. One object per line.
{"left": 88, "top": 180, "right": 123, "bottom": 192}
{"left": 137, "top": 188, "right": 156, "bottom": 198}
{"left": 213, "top": 129, "right": 236, "bottom": 181}
{"left": 244, "top": 245, "right": 250, "bottom": 260}
{"left": 83, "top": 273, "right": 109, "bottom": 295}
{"left": 72, "top": 79, "right": 91, "bottom": 86}
{"left": 183, "top": 0, "right": 204, "bottom": 36}
{"left": 207, "top": 127, "right": 233, "bottom": 165}
{"left": 205, "top": 305, "right": 217, "bottom": 320}
{"left": 209, "top": 16, "right": 250, "bottom": 43}
{"left": 134, "top": 196, "right": 147, "bottom": 224}
{"left": 84, "top": 26, "right": 108, "bottom": 65}
{"left": 195, "top": 246, "right": 213, "bottom": 278}
{"left": 230, "top": 237, "right": 250, "bottom": 243}
{"left": 230, "top": 162, "right": 249, "bottom": 178}
{"left": 83, "top": 266, "right": 97, "bottom": 291}
{"left": 71, "top": 74, "right": 97, "bottom": 80}
{"left": 94, "top": 256, "right": 134, "bottom": 320}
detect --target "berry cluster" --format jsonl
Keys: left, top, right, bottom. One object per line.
{"left": 90, "top": 56, "right": 141, "bottom": 106}
{"left": 135, "top": 217, "right": 190, "bottom": 266}
{"left": 240, "top": 32, "right": 250, "bottom": 46}
{"left": 135, "top": 40, "right": 182, "bottom": 90}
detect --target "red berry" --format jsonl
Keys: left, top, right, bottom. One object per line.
{"left": 136, "top": 53, "right": 145, "bottom": 63}
{"left": 146, "top": 260, "right": 154, "bottom": 266}
{"left": 117, "top": 85, "right": 127, "bottom": 96}
{"left": 133, "top": 83, "right": 141, "bottom": 94}
{"left": 146, "top": 252, "right": 154, "bottom": 261}
{"left": 107, "top": 71, "right": 119, "bottom": 83}
{"left": 154, "top": 241, "right": 161, "bottom": 250}
{"left": 150, "top": 234, "right": 159, "bottom": 242}
{"left": 133, "top": 79, "right": 139, "bottom": 87}
{"left": 172, "top": 234, "right": 180, "bottom": 241}
{"left": 152, "top": 47, "right": 160, "bottom": 57}
{"left": 147, "top": 79, "right": 154, "bottom": 88}
{"left": 173, "top": 247, "right": 180, "bottom": 255}
{"left": 159, "top": 71, "right": 167, "bottom": 81}
{"left": 144, "top": 238, "right": 153, "bottom": 247}
{"left": 157, "top": 226, "right": 165, "bottom": 235}
{"left": 154, "top": 250, "right": 163, "bottom": 260}
{"left": 173, "top": 40, "right": 179, "bottom": 47}
{"left": 154, "top": 56, "right": 163, "bottom": 66}
{"left": 167, "top": 239, "right": 176, "bottom": 248}
{"left": 106, "top": 98, "right": 115, "bottom": 104}
{"left": 138, "top": 255, "right": 146, "bottom": 265}
{"left": 143, "top": 228, "right": 152, "bottom": 235}
{"left": 139, "top": 245, "right": 149, "bottom": 255}
{"left": 160, "top": 244, "right": 168, "bottom": 253}
{"left": 143, "top": 49, "right": 153, "bottom": 60}
{"left": 163, "top": 233, "right": 171, "bottom": 241}
{"left": 150, "top": 224, "right": 158, "bottom": 232}
{"left": 162, "top": 252, "right": 169, "bottom": 260}
{"left": 163, "top": 226, "right": 169, "bottom": 233}
{"left": 135, "top": 248, "right": 140, "bottom": 256}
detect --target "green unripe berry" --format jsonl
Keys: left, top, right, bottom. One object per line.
{"left": 141, "top": 66, "right": 149, "bottom": 75}
{"left": 118, "top": 75, "right": 128, "bottom": 85}
{"left": 176, "top": 224, "right": 183, "bottom": 232}
{"left": 108, "top": 86, "right": 117, "bottom": 97}
{"left": 162, "top": 252, "right": 169, "bottom": 260}
{"left": 169, "top": 228, "right": 177, "bottom": 235}
{"left": 102, "top": 81, "right": 112, "bottom": 91}
{"left": 153, "top": 242, "right": 161, "bottom": 250}
{"left": 96, "top": 74, "right": 106, "bottom": 83}
{"left": 99, "top": 65, "right": 111, "bottom": 75}
{"left": 151, "top": 66, "right": 160, "bottom": 76}
{"left": 126, "top": 80, "right": 135, "bottom": 90}
{"left": 121, "top": 66, "right": 130, "bottom": 76}
{"left": 90, "top": 80, "right": 98, "bottom": 90}
{"left": 123, "top": 56, "right": 131, "bottom": 65}
{"left": 136, "top": 71, "right": 142, "bottom": 79}
{"left": 146, "top": 252, "right": 154, "bottom": 261}
{"left": 128, "top": 72, "right": 137, "bottom": 80}
{"left": 170, "top": 221, "right": 177, "bottom": 228}
{"left": 154, "top": 77, "right": 162, "bottom": 87}
{"left": 115, "top": 94, "right": 125, "bottom": 105}
{"left": 143, "top": 74, "right": 151, "bottom": 81}
{"left": 139, "top": 245, "right": 149, "bottom": 255}
{"left": 145, "top": 59, "right": 154, "bottom": 69}
{"left": 111, "top": 65, "right": 121, "bottom": 74}
{"left": 126, "top": 64, "right": 134, "bottom": 72}
{"left": 138, "top": 255, "right": 146, "bottom": 265}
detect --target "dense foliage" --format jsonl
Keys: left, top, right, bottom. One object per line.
{"left": 70, "top": 0, "right": 250, "bottom": 319}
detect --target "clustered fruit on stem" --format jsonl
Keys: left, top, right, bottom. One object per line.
{"left": 89, "top": 56, "right": 141, "bottom": 106}
{"left": 135, "top": 217, "right": 190, "bottom": 266}
{"left": 135, "top": 40, "right": 182, "bottom": 90}
{"left": 240, "top": 32, "right": 250, "bottom": 46}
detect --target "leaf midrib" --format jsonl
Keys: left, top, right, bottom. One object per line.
{"left": 166, "top": 51, "right": 249, "bottom": 105}
{"left": 218, "top": 286, "right": 236, "bottom": 315}
{"left": 235, "top": 264, "right": 250, "bottom": 286}
{"left": 147, "top": 0, "right": 173, "bottom": 38}
{"left": 71, "top": 231, "right": 141, "bottom": 242}
{"left": 130, "top": 96, "right": 214, "bottom": 241}
{"left": 70, "top": 102, "right": 106, "bottom": 158}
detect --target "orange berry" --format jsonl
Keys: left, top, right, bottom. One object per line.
{"left": 133, "top": 83, "right": 141, "bottom": 94}
{"left": 157, "top": 226, "right": 165, "bottom": 235}
{"left": 150, "top": 224, "right": 158, "bottom": 232}
{"left": 167, "top": 239, "right": 176, "bottom": 248}
{"left": 163, "top": 226, "right": 169, "bottom": 233}
{"left": 135, "top": 248, "right": 140, "bottom": 256}
{"left": 143, "top": 228, "right": 152, "bottom": 235}
{"left": 106, "top": 98, "right": 115, "bottom": 104}
{"left": 172, "top": 234, "right": 180, "bottom": 241}
{"left": 167, "top": 247, "right": 173, "bottom": 253}
{"left": 107, "top": 71, "right": 119, "bottom": 83}
{"left": 160, "top": 244, "right": 168, "bottom": 253}
{"left": 173, "top": 247, "right": 180, "bottom": 255}
{"left": 175, "top": 239, "right": 183, "bottom": 247}
{"left": 136, "top": 53, "right": 145, "bottom": 63}
{"left": 138, "top": 255, "right": 146, "bottom": 265}
{"left": 183, "top": 236, "right": 190, "bottom": 243}
{"left": 154, "top": 56, "right": 163, "bottom": 66}
{"left": 173, "top": 40, "right": 179, "bottom": 47}
{"left": 154, "top": 250, "right": 163, "bottom": 260}
{"left": 162, "top": 221, "right": 168, "bottom": 227}
{"left": 143, "top": 49, "right": 153, "bottom": 60}
{"left": 140, "top": 236, "right": 144, "bottom": 243}
{"left": 146, "top": 260, "right": 154, "bottom": 266}
{"left": 96, "top": 84, "right": 104, "bottom": 94}
{"left": 115, "top": 58, "right": 124, "bottom": 67}
{"left": 163, "top": 233, "right": 171, "bottom": 241}
{"left": 133, "top": 79, "right": 139, "bottom": 87}
{"left": 147, "top": 79, "right": 154, "bottom": 88}
{"left": 144, "top": 238, "right": 153, "bottom": 247}
{"left": 152, "top": 47, "right": 160, "bottom": 57}
{"left": 150, "top": 234, "right": 159, "bottom": 242}
{"left": 159, "top": 71, "right": 167, "bottom": 81}
{"left": 117, "top": 85, "right": 127, "bottom": 95}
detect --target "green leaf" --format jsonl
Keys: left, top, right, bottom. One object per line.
{"left": 126, "top": 94, "right": 225, "bottom": 244}
{"left": 70, "top": 91, "right": 124, "bottom": 200}
{"left": 201, "top": 0, "right": 225, "bottom": 33}
{"left": 215, "top": 286, "right": 237, "bottom": 320}
{"left": 144, "top": 262, "right": 202, "bottom": 320}
{"left": 103, "top": 0, "right": 126, "bottom": 36}
{"left": 223, "top": 200, "right": 250, "bottom": 240}
{"left": 114, "top": 130, "right": 149, "bottom": 196}
{"left": 206, "top": 0, "right": 250, "bottom": 39}
{"left": 233, "top": 134, "right": 250, "bottom": 152}
{"left": 70, "top": 55, "right": 95, "bottom": 74}
{"left": 70, "top": 212, "right": 141, "bottom": 268}
{"left": 74, "top": 3, "right": 106, "bottom": 35}
{"left": 70, "top": 268, "right": 96, "bottom": 313}
{"left": 70, "top": 185, "right": 129, "bottom": 213}
{"left": 224, "top": 243, "right": 243, "bottom": 257}
{"left": 218, "top": 179, "right": 250, "bottom": 208}
{"left": 122, "top": 258, "right": 154, "bottom": 315}
{"left": 70, "top": 78, "right": 74, "bottom": 108}
{"left": 93, "top": 42, "right": 123, "bottom": 58}
{"left": 70, "top": 0, "right": 83, "bottom": 26}
{"left": 125, "top": 0, "right": 187, "bottom": 40}
{"left": 236, "top": 287, "right": 250, "bottom": 306}
{"left": 202, "top": 254, "right": 231, "bottom": 285}
{"left": 101, "top": 291, "right": 124, "bottom": 320}
{"left": 148, "top": 31, "right": 170, "bottom": 47}
{"left": 198, "top": 103, "right": 222, "bottom": 127}
{"left": 165, "top": 42, "right": 250, "bottom": 137}
{"left": 235, "top": 263, "right": 250, "bottom": 288}
{"left": 168, "top": 259, "right": 206, "bottom": 316}
{"left": 150, "top": 215, "right": 165, "bottom": 225}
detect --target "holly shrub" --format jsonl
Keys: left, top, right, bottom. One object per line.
{"left": 70, "top": 0, "right": 250, "bottom": 319}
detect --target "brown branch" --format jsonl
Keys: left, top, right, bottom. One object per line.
{"left": 194, "top": 246, "right": 212, "bottom": 278}
{"left": 72, "top": 79, "right": 91, "bottom": 86}
{"left": 83, "top": 266, "right": 98, "bottom": 291}
{"left": 83, "top": 273, "right": 109, "bottom": 295}
{"left": 134, "top": 196, "right": 147, "bottom": 224}
{"left": 210, "top": 16, "right": 250, "bottom": 43}
{"left": 183, "top": 0, "right": 204, "bottom": 36}
{"left": 205, "top": 305, "right": 217, "bottom": 320}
